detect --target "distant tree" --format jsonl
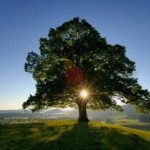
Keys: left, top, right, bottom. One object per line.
{"left": 23, "top": 17, "right": 150, "bottom": 122}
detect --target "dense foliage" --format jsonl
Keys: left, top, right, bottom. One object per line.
{"left": 23, "top": 17, "right": 150, "bottom": 121}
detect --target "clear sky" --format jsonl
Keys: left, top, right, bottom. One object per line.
{"left": 0, "top": 0, "right": 150, "bottom": 110}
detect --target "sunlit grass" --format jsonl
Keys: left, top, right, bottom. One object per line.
{"left": 0, "top": 120, "right": 150, "bottom": 150}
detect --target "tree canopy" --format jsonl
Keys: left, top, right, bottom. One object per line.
{"left": 23, "top": 17, "right": 150, "bottom": 121}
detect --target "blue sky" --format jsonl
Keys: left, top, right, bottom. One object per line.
{"left": 0, "top": 0, "right": 150, "bottom": 110}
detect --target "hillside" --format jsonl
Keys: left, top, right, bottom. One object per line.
{"left": 1, "top": 105, "right": 150, "bottom": 132}
{"left": 0, "top": 120, "right": 150, "bottom": 150}
{"left": 0, "top": 105, "right": 144, "bottom": 120}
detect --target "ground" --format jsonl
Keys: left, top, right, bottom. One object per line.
{"left": 0, "top": 120, "right": 150, "bottom": 150}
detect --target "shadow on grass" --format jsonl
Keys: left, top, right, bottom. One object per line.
{"left": 34, "top": 122, "right": 150, "bottom": 150}
{"left": 0, "top": 123, "right": 62, "bottom": 150}
{"left": 1, "top": 122, "right": 150, "bottom": 150}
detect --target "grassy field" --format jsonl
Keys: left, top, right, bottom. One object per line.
{"left": 0, "top": 120, "right": 150, "bottom": 150}
{"left": 115, "top": 119, "right": 150, "bottom": 131}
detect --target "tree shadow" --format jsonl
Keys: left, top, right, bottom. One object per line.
{"left": 35, "top": 122, "right": 150, "bottom": 150}
{"left": 0, "top": 122, "right": 63, "bottom": 150}
{"left": 37, "top": 122, "right": 99, "bottom": 150}
{"left": 1, "top": 122, "right": 150, "bottom": 150}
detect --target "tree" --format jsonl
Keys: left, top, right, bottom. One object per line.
{"left": 23, "top": 17, "right": 150, "bottom": 122}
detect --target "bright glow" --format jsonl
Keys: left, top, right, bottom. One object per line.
{"left": 80, "top": 90, "right": 88, "bottom": 98}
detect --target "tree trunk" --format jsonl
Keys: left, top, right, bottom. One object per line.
{"left": 77, "top": 100, "right": 89, "bottom": 122}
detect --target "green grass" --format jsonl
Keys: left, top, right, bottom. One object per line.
{"left": 110, "top": 118, "right": 150, "bottom": 131}
{"left": 0, "top": 120, "right": 150, "bottom": 150}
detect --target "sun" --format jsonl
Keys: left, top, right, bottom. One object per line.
{"left": 80, "top": 90, "right": 88, "bottom": 98}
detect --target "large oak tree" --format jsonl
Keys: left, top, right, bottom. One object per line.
{"left": 23, "top": 17, "right": 150, "bottom": 122}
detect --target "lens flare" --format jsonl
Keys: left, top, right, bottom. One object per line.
{"left": 80, "top": 90, "right": 88, "bottom": 98}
